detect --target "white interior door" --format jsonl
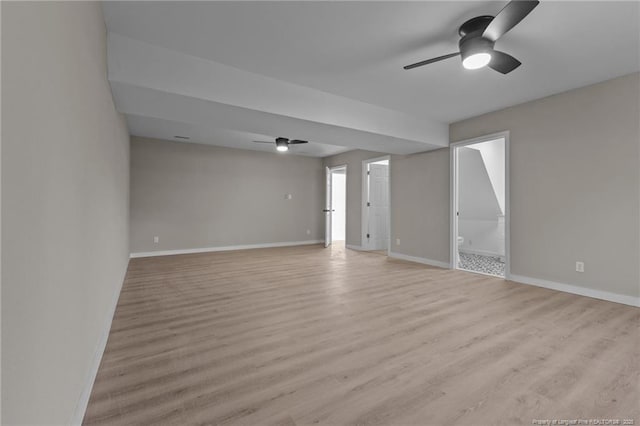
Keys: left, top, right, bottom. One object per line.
{"left": 324, "top": 166, "right": 332, "bottom": 248}
{"left": 367, "top": 164, "right": 389, "bottom": 250}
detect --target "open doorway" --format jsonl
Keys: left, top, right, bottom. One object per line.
{"left": 451, "top": 133, "right": 509, "bottom": 278}
{"left": 362, "top": 157, "right": 390, "bottom": 253}
{"left": 324, "top": 165, "right": 347, "bottom": 247}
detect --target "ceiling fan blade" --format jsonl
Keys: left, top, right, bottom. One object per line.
{"left": 488, "top": 50, "right": 521, "bottom": 74}
{"left": 403, "top": 52, "right": 460, "bottom": 70}
{"left": 253, "top": 141, "right": 274, "bottom": 144}
{"left": 483, "top": 0, "right": 539, "bottom": 42}
{"left": 288, "top": 140, "right": 308, "bottom": 144}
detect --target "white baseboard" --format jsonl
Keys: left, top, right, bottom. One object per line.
{"left": 388, "top": 251, "right": 450, "bottom": 269}
{"left": 509, "top": 274, "right": 640, "bottom": 307}
{"left": 130, "top": 240, "right": 323, "bottom": 258}
{"left": 71, "top": 260, "right": 128, "bottom": 425}
{"left": 345, "top": 244, "right": 364, "bottom": 251}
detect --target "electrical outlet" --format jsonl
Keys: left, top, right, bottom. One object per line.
{"left": 576, "top": 261, "right": 584, "bottom": 273}
{"left": 396, "top": 238, "right": 401, "bottom": 246}
{"left": 469, "top": 239, "right": 473, "bottom": 246}
{"left": 153, "top": 236, "right": 159, "bottom": 244}
{"left": 306, "top": 229, "right": 311, "bottom": 235}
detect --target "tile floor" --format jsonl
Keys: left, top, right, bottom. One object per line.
{"left": 458, "top": 251, "right": 505, "bottom": 277}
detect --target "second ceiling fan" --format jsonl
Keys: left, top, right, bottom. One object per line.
{"left": 404, "top": 0, "right": 539, "bottom": 74}
{"left": 253, "top": 137, "right": 308, "bottom": 152}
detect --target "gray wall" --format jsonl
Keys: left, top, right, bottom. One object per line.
{"left": 2, "top": 3, "right": 130, "bottom": 424}
{"left": 323, "top": 150, "right": 386, "bottom": 247}
{"left": 388, "top": 73, "right": 639, "bottom": 299}
{"left": 458, "top": 146, "right": 504, "bottom": 257}
{"left": 458, "top": 147, "right": 501, "bottom": 221}
{"left": 451, "top": 72, "right": 639, "bottom": 297}
{"left": 130, "top": 137, "right": 324, "bottom": 253}
{"left": 390, "top": 149, "right": 451, "bottom": 262}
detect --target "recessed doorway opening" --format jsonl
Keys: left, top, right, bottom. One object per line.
{"left": 324, "top": 165, "right": 347, "bottom": 247}
{"left": 451, "top": 133, "right": 509, "bottom": 278}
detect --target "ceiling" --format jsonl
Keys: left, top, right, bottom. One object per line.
{"left": 103, "top": 1, "right": 640, "bottom": 157}
{"left": 126, "top": 114, "right": 348, "bottom": 157}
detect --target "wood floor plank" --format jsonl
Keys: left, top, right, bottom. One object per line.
{"left": 84, "top": 244, "right": 640, "bottom": 425}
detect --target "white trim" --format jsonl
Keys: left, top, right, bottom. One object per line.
{"left": 388, "top": 251, "right": 450, "bottom": 269}
{"left": 130, "top": 240, "right": 323, "bottom": 258}
{"left": 509, "top": 274, "right": 640, "bottom": 307}
{"left": 458, "top": 267, "right": 504, "bottom": 279}
{"left": 327, "top": 164, "right": 347, "bottom": 247}
{"left": 505, "top": 136, "right": 511, "bottom": 278}
{"left": 346, "top": 245, "right": 390, "bottom": 253}
{"left": 387, "top": 158, "right": 392, "bottom": 257}
{"left": 449, "top": 145, "right": 457, "bottom": 269}
{"left": 361, "top": 155, "right": 391, "bottom": 254}
{"left": 450, "top": 131, "right": 511, "bottom": 278}
{"left": 71, "top": 261, "right": 128, "bottom": 425}
{"left": 325, "top": 166, "right": 332, "bottom": 248}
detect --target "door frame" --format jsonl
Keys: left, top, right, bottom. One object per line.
{"left": 450, "top": 131, "right": 510, "bottom": 278}
{"left": 361, "top": 155, "right": 391, "bottom": 254}
{"left": 326, "top": 164, "right": 347, "bottom": 247}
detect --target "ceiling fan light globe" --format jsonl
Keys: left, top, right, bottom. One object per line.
{"left": 276, "top": 145, "right": 288, "bottom": 152}
{"left": 462, "top": 52, "right": 492, "bottom": 70}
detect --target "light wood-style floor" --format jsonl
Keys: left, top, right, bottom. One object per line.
{"left": 84, "top": 243, "right": 639, "bottom": 426}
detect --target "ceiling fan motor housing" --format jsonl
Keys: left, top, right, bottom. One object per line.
{"left": 459, "top": 35, "right": 495, "bottom": 62}
{"left": 458, "top": 15, "right": 495, "bottom": 61}
{"left": 275, "top": 137, "right": 289, "bottom": 151}
{"left": 458, "top": 15, "right": 495, "bottom": 62}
